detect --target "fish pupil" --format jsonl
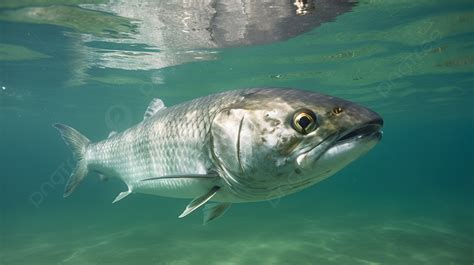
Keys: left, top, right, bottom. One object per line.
{"left": 292, "top": 109, "right": 318, "bottom": 134}
{"left": 298, "top": 116, "right": 312, "bottom": 129}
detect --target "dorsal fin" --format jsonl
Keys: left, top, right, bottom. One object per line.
{"left": 144, "top": 98, "right": 166, "bottom": 120}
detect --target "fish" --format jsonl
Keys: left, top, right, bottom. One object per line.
{"left": 54, "top": 88, "right": 383, "bottom": 223}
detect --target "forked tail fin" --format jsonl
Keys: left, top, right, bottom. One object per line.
{"left": 53, "top": 123, "right": 90, "bottom": 197}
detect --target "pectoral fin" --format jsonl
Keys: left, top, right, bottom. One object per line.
{"left": 179, "top": 186, "right": 220, "bottom": 218}
{"left": 203, "top": 203, "right": 231, "bottom": 224}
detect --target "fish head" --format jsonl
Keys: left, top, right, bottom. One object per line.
{"left": 211, "top": 88, "right": 383, "bottom": 201}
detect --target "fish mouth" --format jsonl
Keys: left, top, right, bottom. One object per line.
{"left": 297, "top": 118, "right": 383, "bottom": 168}
{"left": 336, "top": 120, "right": 383, "bottom": 144}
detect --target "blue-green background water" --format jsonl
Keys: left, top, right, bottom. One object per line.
{"left": 1, "top": 1, "right": 473, "bottom": 264}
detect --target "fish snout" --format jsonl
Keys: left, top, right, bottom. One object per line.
{"left": 329, "top": 103, "right": 384, "bottom": 144}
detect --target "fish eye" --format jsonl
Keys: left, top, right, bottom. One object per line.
{"left": 292, "top": 109, "right": 318, "bottom": 134}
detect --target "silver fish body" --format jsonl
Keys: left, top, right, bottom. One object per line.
{"left": 86, "top": 90, "right": 243, "bottom": 201}
{"left": 54, "top": 88, "right": 383, "bottom": 222}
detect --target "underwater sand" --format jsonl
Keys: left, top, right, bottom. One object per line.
{"left": 2, "top": 203, "right": 472, "bottom": 265}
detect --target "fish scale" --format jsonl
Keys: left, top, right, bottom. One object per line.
{"left": 84, "top": 90, "right": 243, "bottom": 198}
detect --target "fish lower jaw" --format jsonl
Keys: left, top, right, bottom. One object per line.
{"left": 313, "top": 132, "right": 381, "bottom": 173}
{"left": 336, "top": 122, "right": 383, "bottom": 144}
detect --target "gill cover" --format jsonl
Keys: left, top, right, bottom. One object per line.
{"left": 210, "top": 105, "right": 299, "bottom": 186}
{"left": 211, "top": 108, "right": 253, "bottom": 178}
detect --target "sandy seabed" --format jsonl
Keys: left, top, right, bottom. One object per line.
{"left": 2, "top": 207, "right": 472, "bottom": 265}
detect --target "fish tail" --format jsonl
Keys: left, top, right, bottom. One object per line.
{"left": 53, "top": 123, "right": 90, "bottom": 197}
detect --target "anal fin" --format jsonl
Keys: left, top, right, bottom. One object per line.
{"left": 203, "top": 203, "right": 231, "bottom": 224}
{"left": 112, "top": 190, "right": 131, "bottom": 204}
{"left": 179, "top": 186, "right": 220, "bottom": 218}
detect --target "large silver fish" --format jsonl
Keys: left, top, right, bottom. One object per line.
{"left": 54, "top": 88, "right": 383, "bottom": 223}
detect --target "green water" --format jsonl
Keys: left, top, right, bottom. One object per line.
{"left": 1, "top": 0, "right": 473, "bottom": 264}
